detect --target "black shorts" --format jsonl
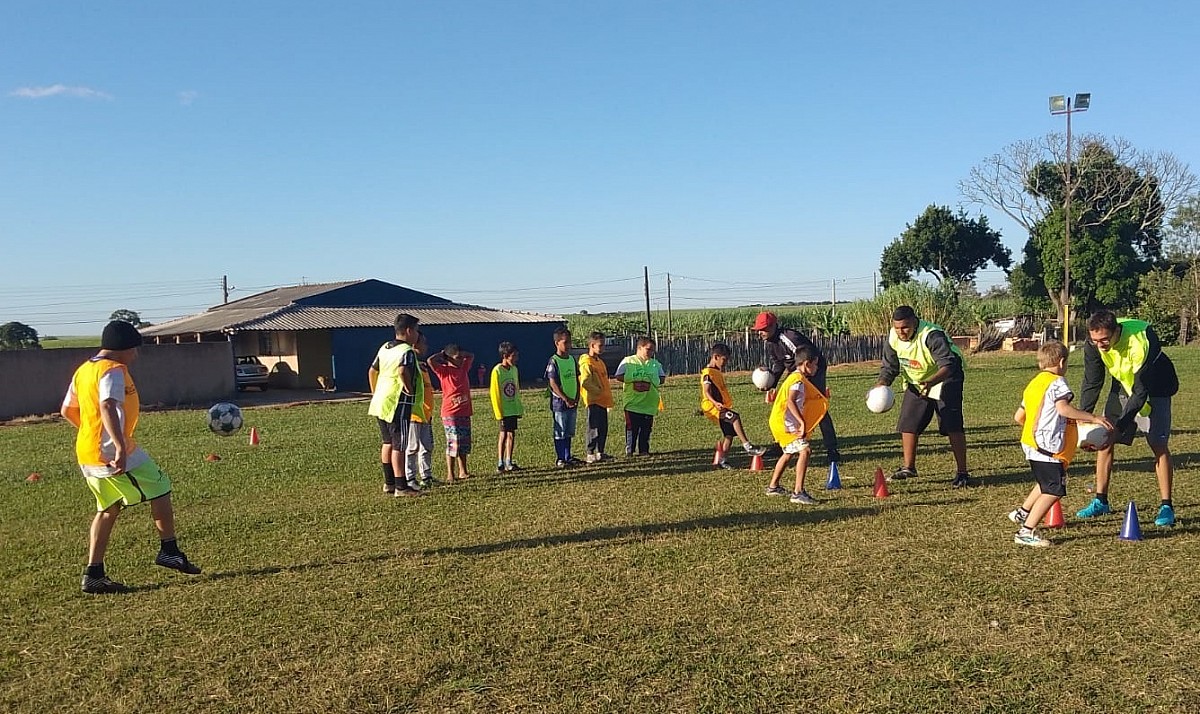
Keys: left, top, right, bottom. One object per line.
{"left": 1029, "top": 459, "right": 1067, "bottom": 498}
{"left": 717, "top": 408, "right": 740, "bottom": 438}
{"left": 377, "top": 416, "right": 411, "bottom": 451}
{"left": 897, "top": 381, "right": 965, "bottom": 436}
{"left": 500, "top": 415, "right": 520, "bottom": 433}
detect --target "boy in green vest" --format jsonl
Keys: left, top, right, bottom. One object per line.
{"left": 490, "top": 341, "right": 524, "bottom": 473}
{"left": 874, "top": 305, "right": 972, "bottom": 487}
{"left": 546, "top": 327, "right": 582, "bottom": 468}
{"left": 1011, "top": 341, "right": 1112, "bottom": 547}
{"left": 616, "top": 336, "right": 666, "bottom": 456}
{"left": 368, "top": 313, "right": 423, "bottom": 497}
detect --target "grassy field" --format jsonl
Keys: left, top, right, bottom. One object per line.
{"left": 3, "top": 350, "right": 1200, "bottom": 713}
{"left": 39, "top": 336, "right": 100, "bottom": 349}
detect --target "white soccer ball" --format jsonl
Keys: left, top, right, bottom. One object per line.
{"left": 207, "top": 402, "right": 244, "bottom": 437}
{"left": 1077, "top": 423, "right": 1110, "bottom": 451}
{"left": 751, "top": 367, "right": 775, "bottom": 391}
{"left": 866, "top": 385, "right": 895, "bottom": 414}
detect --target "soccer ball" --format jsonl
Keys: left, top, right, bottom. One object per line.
{"left": 866, "top": 385, "right": 895, "bottom": 414}
{"left": 207, "top": 402, "right": 244, "bottom": 436}
{"left": 751, "top": 367, "right": 775, "bottom": 391}
{"left": 1077, "top": 423, "right": 1109, "bottom": 451}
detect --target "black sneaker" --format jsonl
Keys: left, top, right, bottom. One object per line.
{"left": 155, "top": 552, "right": 203, "bottom": 575}
{"left": 81, "top": 574, "right": 130, "bottom": 594}
{"left": 887, "top": 467, "right": 917, "bottom": 482}
{"left": 951, "top": 472, "right": 972, "bottom": 489}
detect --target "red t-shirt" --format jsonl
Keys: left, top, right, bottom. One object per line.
{"left": 430, "top": 354, "right": 474, "bottom": 417}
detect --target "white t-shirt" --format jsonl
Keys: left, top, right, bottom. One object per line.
{"left": 1021, "top": 376, "right": 1073, "bottom": 463}
{"left": 784, "top": 379, "right": 806, "bottom": 434}
{"left": 62, "top": 366, "right": 150, "bottom": 477}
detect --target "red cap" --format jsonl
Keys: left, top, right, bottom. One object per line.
{"left": 752, "top": 311, "right": 777, "bottom": 331}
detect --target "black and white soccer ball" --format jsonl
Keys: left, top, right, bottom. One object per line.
{"left": 207, "top": 402, "right": 244, "bottom": 436}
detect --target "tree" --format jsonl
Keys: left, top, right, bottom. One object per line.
{"left": 961, "top": 133, "right": 1198, "bottom": 321}
{"left": 109, "top": 309, "right": 148, "bottom": 327}
{"left": 878, "top": 205, "right": 1011, "bottom": 288}
{"left": 0, "top": 322, "right": 41, "bottom": 350}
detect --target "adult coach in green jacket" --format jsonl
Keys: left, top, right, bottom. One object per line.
{"left": 1076, "top": 310, "right": 1180, "bottom": 527}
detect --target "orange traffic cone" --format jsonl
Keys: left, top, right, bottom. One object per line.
{"left": 249, "top": 426, "right": 260, "bottom": 446}
{"left": 873, "top": 467, "right": 889, "bottom": 498}
{"left": 712, "top": 441, "right": 726, "bottom": 467}
{"left": 749, "top": 453, "right": 764, "bottom": 471}
{"left": 1044, "top": 500, "right": 1065, "bottom": 529}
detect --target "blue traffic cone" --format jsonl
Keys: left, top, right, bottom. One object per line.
{"left": 1119, "top": 501, "right": 1143, "bottom": 542}
{"left": 825, "top": 462, "right": 842, "bottom": 490}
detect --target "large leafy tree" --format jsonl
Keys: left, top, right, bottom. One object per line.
{"left": 879, "top": 205, "right": 1011, "bottom": 288}
{"left": 961, "top": 133, "right": 1197, "bottom": 321}
{"left": 109, "top": 309, "right": 148, "bottom": 327}
{"left": 0, "top": 322, "right": 41, "bottom": 350}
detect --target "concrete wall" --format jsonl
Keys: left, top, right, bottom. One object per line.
{"left": 0, "top": 343, "right": 235, "bottom": 420}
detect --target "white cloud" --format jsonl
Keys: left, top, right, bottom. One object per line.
{"left": 9, "top": 84, "right": 113, "bottom": 100}
{"left": 178, "top": 90, "right": 199, "bottom": 106}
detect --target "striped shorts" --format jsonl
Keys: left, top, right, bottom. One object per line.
{"left": 442, "top": 416, "right": 472, "bottom": 457}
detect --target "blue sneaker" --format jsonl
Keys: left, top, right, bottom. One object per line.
{"left": 1076, "top": 498, "right": 1112, "bottom": 519}
{"left": 1154, "top": 504, "right": 1176, "bottom": 527}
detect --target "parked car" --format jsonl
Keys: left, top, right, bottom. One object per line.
{"left": 235, "top": 355, "right": 269, "bottom": 391}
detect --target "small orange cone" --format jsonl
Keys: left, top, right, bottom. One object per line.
{"left": 1044, "top": 500, "right": 1065, "bottom": 529}
{"left": 204, "top": 453, "right": 221, "bottom": 462}
{"left": 249, "top": 426, "right": 260, "bottom": 446}
{"left": 25, "top": 472, "right": 42, "bottom": 483}
{"left": 873, "top": 467, "right": 889, "bottom": 498}
{"left": 712, "top": 441, "right": 726, "bottom": 467}
{"left": 749, "top": 453, "right": 764, "bottom": 471}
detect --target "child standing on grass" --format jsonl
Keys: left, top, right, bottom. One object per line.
{"left": 368, "top": 313, "right": 423, "bottom": 498}
{"left": 764, "top": 346, "right": 828, "bottom": 505}
{"left": 61, "top": 320, "right": 202, "bottom": 594}
{"left": 615, "top": 336, "right": 666, "bottom": 456}
{"left": 578, "top": 331, "right": 614, "bottom": 463}
{"left": 546, "top": 326, "right": 582, "bottom": 468}
{"left": 428, "top": 342, "right": 474, "bottom": 483}
{"left": 406, "top": 331, "right": 436, "bottom": 490}
{"left": 701, "top": 343, "right": 766, "bottom": 469}
{"left": 1011, "top": 341, "right": 1113, "bottom": 547}
{"left": 490, "top": 341, "right": 524, "bottom": 473}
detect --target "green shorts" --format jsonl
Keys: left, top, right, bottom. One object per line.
{"left": 83, "top": 458, "right": 173, "bottom": 512}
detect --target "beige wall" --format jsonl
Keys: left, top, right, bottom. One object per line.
{"left": 0, "top": 343, "right": 235, "bottom": 420}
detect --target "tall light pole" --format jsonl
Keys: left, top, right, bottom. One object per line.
{"left": 1049, "top": 92, "right": 1090, "bottom": 341}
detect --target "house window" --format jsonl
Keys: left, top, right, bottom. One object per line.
{"left": 257, "top": 333, "right": 276, "bottom": 355}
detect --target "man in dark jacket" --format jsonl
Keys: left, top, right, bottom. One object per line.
{"left": 1075, "top": 310, "right": 1180, "bottom": 527}
{"left": 754, "top": 311, "right": 840, "bottom": 464}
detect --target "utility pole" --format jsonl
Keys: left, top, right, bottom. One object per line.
{"left": 873, "top": 272, "right": 879, "bottom": 298}
{"left": 666, "top": 273, "right": 673, "bottom": 339}
{"left": 222, "top": 275, "right": 229, "bottom": 304}
{"left": 831, "top": 278, "right": 837, "bottom": 316}
{"left": 643, "top": 266, "right": 652, "bottom": 337}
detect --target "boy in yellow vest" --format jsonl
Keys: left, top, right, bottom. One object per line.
{"left": 1011, "top": 341, "right": 1112, "bottom": 547}
{"left": 60, "top": 320, "right": 202, "bottom": 594}
{"left": 368, "top": 313, "right": 422, "bottom": 497}
{"left": 490, "top": 341, "right": 524, "bottom": 472}
{"left": 764, "top": 346, "right": 828, "bottom": 504}
{"left": 578, "top": 332, "right": 614, "bottom": 463}
{"left": 406, "top": 331, "right": 436, "bottom": 489}
{"left": 701, "top": 343, "right": 766, "bottom": 469}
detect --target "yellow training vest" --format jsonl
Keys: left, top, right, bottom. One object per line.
{"left": 578, "top": 354, "right": 614, "bottom": 408}
{"left": 72, "top": 357, "right": 139, "bottom": 466}
{"left": 700, "top": 366, "right": 732, "bottom": 422}
{"left": 1097, "top": 319, "right": 1152, "bottom": 417}
{"left": 888, "top": 320, "right": 962, "bottom": 386}
{"left": 1020, "top": 371, "right": 1078, "bottom": 465}
{"left": 367, "top": 341, "right": 413, "bottom": 422}
{"left": 768, "top": 371, "right": 828, "bottom": 447}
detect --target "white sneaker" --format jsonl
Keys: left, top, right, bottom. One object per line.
{"left": 1013, "top": 528, "right": 1051, "bottom": 547}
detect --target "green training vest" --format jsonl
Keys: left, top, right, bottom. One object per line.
{"left": 552, "top": 354, "right": 579, "bottom": 401}
{"left": 888, "top": 320, "right": 962, "bottom": 386}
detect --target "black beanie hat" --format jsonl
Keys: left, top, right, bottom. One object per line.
{"left": 101, "top": 321, "right": 143, "bottom": 351}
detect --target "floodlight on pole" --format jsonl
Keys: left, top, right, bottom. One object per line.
{"left": 1049, "top": 92, "right": 1089, "bottom": 341}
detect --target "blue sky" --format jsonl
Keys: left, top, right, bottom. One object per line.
{"left": 3, "top": 1, "right": 1198, "bottom": 335}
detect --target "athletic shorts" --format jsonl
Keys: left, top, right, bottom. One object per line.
{"left": 83, "top": 457, "right": 173, "bottom": 512}
{"left": 716, "top": 408, "right": 740, "bottom": 438}
{"left": 897, "top": 381, "right": 965, "bottom": 436}
{"left": 500, "top": 415, "right": 520, "bottom": 433}
{"left": 783, "top": 438, "right": 811, "bottom": 455}
{"left": 377, "top": 416, "right": 411, "bottom": 451}
{"left": 1108, "top": 395, "right": 1171, "bottom": 447}
{"left": 442, "top": 416, "right": 472, "bottom": 456}
{"left": 1028, "top": 459, "right": 1067, "bottom": 498}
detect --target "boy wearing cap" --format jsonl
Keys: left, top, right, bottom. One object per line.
{"left": 60, "top": 320, "right": 202, "bottom": 594}
{"left": 753, "top": 311, "right": 840, "bottom": 464}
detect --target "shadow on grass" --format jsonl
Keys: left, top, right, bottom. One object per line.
{"left": 122, "top": 552, "right": 398, "bottom": 593}
{"left": 424, "top": 506, "right": 879, "bottom": 557}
